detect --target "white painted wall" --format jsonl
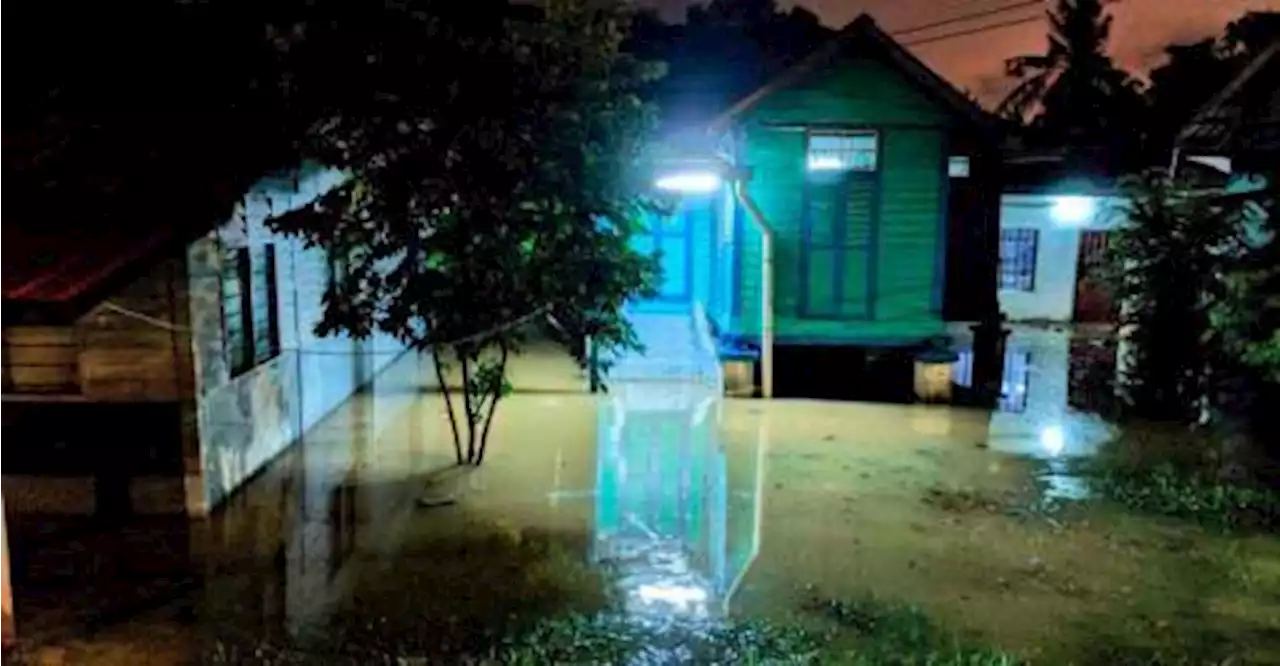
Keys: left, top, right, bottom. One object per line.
{"left": 998, "top": 194, "right": 1127, "bottom": 323}
{"left": 193, "top": 165, "right": 420, "bottom": 511}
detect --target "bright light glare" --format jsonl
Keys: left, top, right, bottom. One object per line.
{"left": 1040, "top": 425, "right": 1066, "bottom": 457}
{"left": 655, "top": 171, "right": 721, "bottom": 193}
{"left": 1051, "top": 196, "right": 1095, "bottom": 224}
{"left": 807, "top": 155, "right": 846, "bottom": 171}
{"left": 638, "top": 584, "right": 708, "bottom": 606}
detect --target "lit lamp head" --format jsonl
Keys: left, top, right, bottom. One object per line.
{"left": 654, "top": 170, "right": 722, "bottom": 194}
{"left": 1051, "top": 195, "right": 1095, "bottom": 225}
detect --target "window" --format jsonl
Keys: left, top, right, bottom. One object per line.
{"left": 948, "top": 156, "right": 970, "bottom": 178}
{"left": 222, "top": 244, "right": 280, "bottom": 376}
{"left": 999, "top": 228, "right": 1038, "bottom": 291}
{"left": 806, "top": 132, "right": 877, "bottom": 172}
{"left": 222, "top": 248, "right": 249, "bottom": 374}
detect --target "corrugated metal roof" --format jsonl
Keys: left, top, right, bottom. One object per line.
{"left": 2, "top": 225, "right": 177, "bottom": 304}
{"left": 1179, "top": 41, "right": 1280, "bottom": 151}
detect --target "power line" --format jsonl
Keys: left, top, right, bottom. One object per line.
{"left": 893, "top": 0, "right": 1129, "bottom": 48}
{"left": 890, "top": 0, "right": 1045, "bottom": 37}
{"left": 902, "top": 13, "right": 1045, "bottom": 48}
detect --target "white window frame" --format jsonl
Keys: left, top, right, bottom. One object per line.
{"left": 806, "top": 131, "right": 878, "bottom": 173}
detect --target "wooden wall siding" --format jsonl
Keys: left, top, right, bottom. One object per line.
{"left": 745, "top": 55, "right": 948, "bottom": 127}
{"left": 2, "top": 257, "right": 195, "bottom": 400}
{"left": 732, "top": 54, "right": 949, "bottom": 344}
{"left": 2, "top": 256, "right": 200, "bottom": 515}
{"left": 875, "top": 128, "right": 943, "bottom": 323}
{"left": 78, "top": 257, "right": 194, "bottom": 400}
{"left": 2, "top": 326, "right": 78, "bottom": 393}
{"left": 737, "top": 128, "right": 805, "bottom": 339}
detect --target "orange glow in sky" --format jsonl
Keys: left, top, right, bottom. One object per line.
{"left": 640, "top": 0, "right": 1280, "bottom": 106}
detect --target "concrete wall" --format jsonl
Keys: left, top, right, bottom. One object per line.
{"left": 187, "top": 166, "right": 414, "bottom": 513}
{"left": 998, "top": 194, "right": 1126, "bottom": 323}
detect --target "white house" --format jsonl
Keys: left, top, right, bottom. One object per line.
{"left": 996, "top": 159, "right": 1129, "bottom": 323}
{"left": 997, "top": 191, "right": 1128, "bottom": 323}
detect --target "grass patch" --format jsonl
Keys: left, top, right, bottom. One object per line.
{"left": 1075, "top": 425, "right": 1280, "bottom": 531}
{"left": 1089, "top": 464, "right": 1280, "bottom": 531}
{"left": 486, "top": 593, "right": 1024, "bottom": 664}
{"left": 492, "top": 613, "right": 820, "bottom": 664}
{"left": 801, "top": 594, "right": 1022, "bottom": 666}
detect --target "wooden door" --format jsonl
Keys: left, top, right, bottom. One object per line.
{"left": 1074, "top": 231, "right": 1114, "bottom": 323}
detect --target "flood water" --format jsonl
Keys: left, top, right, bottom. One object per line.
{"left": 6, "top": 327, "right": 1280, "bottom": 664}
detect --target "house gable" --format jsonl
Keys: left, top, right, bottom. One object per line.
{"left": 709, "top": 15, "right": 991, "bottom": 136}
{"left": 738, "top": 51, "right": 950, "bottom": 129}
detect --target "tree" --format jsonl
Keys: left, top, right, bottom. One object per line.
{"left": 631, "top": 0, "right": 833, "bottom": 134}
{"left": 1145, "top": 39, "right": 1240, "bottom": 162}
{"left": 997, "top": 0, "right": 1144, "bottom": 168}
{"left": 1108, "top": 170, "right": 1242, "bottom": 423}
{"left": 1220, "top": 11, "right": 1280, "bottom": 63}
{"left": 4, "top": 2, "right": 300, "bottom": 241}
{"left": 269, "top": 0, "right": 662, "bottom": 466}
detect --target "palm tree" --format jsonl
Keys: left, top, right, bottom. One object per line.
{"left": 998, "top": 0, "right": 1143, "bottom": 154}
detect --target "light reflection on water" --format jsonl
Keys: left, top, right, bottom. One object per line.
{"left": 956, "top": 325, "right": 1119, "bottom": 501}
{"left": 4, "top": 326, "right": 1151, "bottom": 662}
{"left": 592, "top": 377, "right": 761, "bottom": 622}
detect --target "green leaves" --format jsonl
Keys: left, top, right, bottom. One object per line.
{"left": 1108, "top": 170, "right": 1246, "bottom": 423}
{"left": 265, "top": 0, "right": 663, "bottom": 464}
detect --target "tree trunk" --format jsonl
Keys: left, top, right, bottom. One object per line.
{"left": 475, "top": 344, "right": 509, "bottom": 466}
{"left": 460, "top": 353, "right": 477, "bottom": 464}
{"left": 431, "top": 348, "right": 465, "bottom": 465}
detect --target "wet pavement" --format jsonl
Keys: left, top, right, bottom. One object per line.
{"left": 6, "top": 325, "right": 1279, "bottom": 664}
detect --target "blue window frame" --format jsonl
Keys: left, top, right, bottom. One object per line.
{"left": 634, "top": 208, "right": 695, "bottom": 304}
{"left": 999, "top": 228, "right": 1038, "bottom": 292}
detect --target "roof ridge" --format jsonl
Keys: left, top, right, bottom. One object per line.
{"left": 706, "top": 13, "right": 990, "bottom": 135}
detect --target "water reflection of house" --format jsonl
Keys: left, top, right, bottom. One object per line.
{"left": 2, "top": 164, "right": 416, "bottom": 521}
{"left": 955, "top": 327, "right": 1115, "bottom": 459}
{"left": 593, "top": 380, "right": 760, "bottom": 618}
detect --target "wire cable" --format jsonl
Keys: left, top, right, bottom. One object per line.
{"left": 889, "top": 0, "right": 1045, "bottom": 37}
{"left": 96, "top": 299, "right": 555, "bottom": 350}
{"left": 896, "top": 0, "right": 1127, "bottom": 48}
{"left": 902, "top": 13, "right": 1046, "bottom": 48}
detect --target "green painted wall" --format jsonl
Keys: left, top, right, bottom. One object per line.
{"left": 734, "top": 53, "right": 949, "bottom": 344}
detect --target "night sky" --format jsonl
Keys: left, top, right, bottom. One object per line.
{"left": 640, "top": 0, "right": 1280, "bottom": 105}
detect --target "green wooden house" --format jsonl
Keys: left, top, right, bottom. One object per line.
{"left": 694, "top": 15, "right": 1001, "bottom": 391}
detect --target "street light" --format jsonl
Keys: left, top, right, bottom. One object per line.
{"left": 1051, "top": 195, "right": 1095, "bottom": 225}
{"left": 655, "top": 170, "right": 722, "bottom": 194}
